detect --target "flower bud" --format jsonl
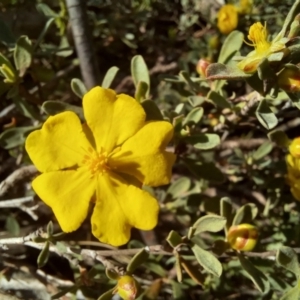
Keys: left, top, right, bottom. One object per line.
{"left": 117, "top": 275, "right": 139, "bottom": 300}
{"left": 227, "top": 224, "right": 258, "bottom": 251}
{"left": 289, "top": 137, "right": 300, "bottom": 158}
{"left": 278, "top": 66, "right": 300, "bottom": 93}
{"left": 196, "top": 58, "right": 211, "bottom": 77}
{"left": 0, "top": 64, "right": 16, "bottom": 84}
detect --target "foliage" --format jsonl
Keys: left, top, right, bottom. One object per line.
{"left": 1, "top": 0, "right": 300, "bottom": 300}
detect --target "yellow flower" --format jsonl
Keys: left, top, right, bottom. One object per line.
{"left": 217, "top": 4, "right": 238, "bottom": 35}
{"left": 278, "top": 66, "right": 300, "bottom": 93}
{"left": 238, "top": 22, "right": 287, "bottom": 73}
{"left": 25, "top": 87, "right": 176, "bottom": 246}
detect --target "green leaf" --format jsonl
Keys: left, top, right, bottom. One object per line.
{"left": 232, "top": 203, "right": 258, "bottom": 226}
{"left": 179, "top": 71, "right": 201, "bottom": 93}
{"left": 12, "top": 96, "right": 41, "bottom": 120}
{"left": 5, "top": 215, "right": 20, "bottom": 236}
{"left": 207, "top": 91, "right": 232, "bottom": 109}
{"left": 0, "top": 18, "right": 15, "bottom": 47}
{"left": 180, "top": 256, "right": 206, "bottom": 285}
{"left": 184, "top": 134, "right": 220, "bottom": 150}
{"left": 101, "top": 66, "right": 119, "bottom": 88}
{"left": 238, "top": 254, "right": 270, "bottom": 293}
{"left": 175, "top": 254, "right": 183, "bottom": 282}
{"left": 36, "top": 3, "right": 58, "bottom": 17}
{"left": 206, "top": 63, "right": 251, "bottom": 81}
{"left": 135, "top": 81, "right": 149, "bottom": 102}
{"left": 188, "top": 95, "right": 205, "bottom": 107}
{"left": 218, "top": 30, "right": 244, "bottom": 64}
{"left": 280, "top": 0, "right": 300, "bottom": 37}
{"left": 166, "top": 230, "right": 183, "bottom": 248}
{"left": 37, "top": 241, "right": 50, "bottom": 268}
{"left": 0, "top": 53, "right": 15, "bottom": 72}
{"left": 280, "top": 284, "right": 300, "bottom": 300}
{"left": 42, "top": 101, "right": 84, "bottom": 120}
{"left": 105, "top": 268, "right": 120, "bottom": 280}
{"left": 14, "top": 36, "right": 33, "bottom": 77}
{"left": 47, "top": 221, "right": 54, "bottom": 236}
{"left": 246, "top": 72, "right": 264, "bottom": 95}
{"left": 51, "top": 286, "right": 78, "bottom": 300}
{"left": 276, "top": 246, "right": 300, "bottom": 277}
{"left": 170, "top": 280, "right": 185, "bottom": 299}
{"left": 220, "top": 197, "right": 233, "bottom": 233}
{"left": 70, "top": 78, "right": 87, "bottom": 98}
{"left": 126, "top": 248, "right": 150, "bottom": 274}
{"left": 191, "top": 244, "right": 222, "bottom": 277}
{"left": 167, "top": 177, "right": 191, "bottom": 198}
{"left": 0, "top": 126, "right": 38, "bottom": 149}
{"left": 141, "top": 99, "right": 163, "bottom": 121}
{"left": 131, "top": 55, "right": 150, "bottom": 97}
{"left": 255, "top": 99, "right": 278, "bottom": 130}
{"left": 193, "top": 215, "right": 226, "bottom": 234}
{"left": 268, "top": 130, "right": 291, "bottom": 148}
{"left": 184, "top": 159, "right": 225, "bottom": 183}
{"left": 252, "top": 141, "right": 273, "bottom": 160}
{"left": 34, "top": 18, "right": 55, "bottom": 51}
{"left": 182, "top": 107, "right": 204, "bottom": 126}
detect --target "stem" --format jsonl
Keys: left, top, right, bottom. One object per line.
{"left": 66, "top": 0, "right": 99, "bottom": 90}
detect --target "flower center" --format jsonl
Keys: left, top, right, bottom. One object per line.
{"left": 246, "top": 22, "right": 271, "bottom": 54}
{"left": 83, "top": 147, "right": 109, "bottom": 176}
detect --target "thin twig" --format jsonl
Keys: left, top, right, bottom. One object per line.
{"left": 0, "top": 165, "right": 38, "bottom": 197}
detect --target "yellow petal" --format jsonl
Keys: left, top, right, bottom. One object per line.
{"left": 109, "top": 121, "right": 176, "bottom": 186}
{"left": 33, "top": 168, "right": 95, "bottom": 232}
{"left": 83, "top": 87, "right": 146, "bottom": 153}
{"left": 25, "top": 111, "right": 92, "bottom": 172}
{"left": 91, "top": 173, "right": 159, "bottom": 246}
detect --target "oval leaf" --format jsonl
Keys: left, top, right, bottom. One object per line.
{"left": 238, "top": 253, "right": 270, "bottom": 293}
{"left": 232, "top": 203, "right": 258, "bottom": 226}
{"left": 185, "top": 133, "right": 220, "bottom": 150}
{"left": 252, "top": 141, "right": 273, "bottom": 161}
{"left": 276, "top": 246, "right": 300, "bottom": 277}
{"left": 71, "top": 78, "right": 87, "bottom": 98}
{"left": 37, "top": 241, "right": 50, "bottom": 268}
{"left": 126, "top": 248, "right": 149, "bottom": 274}
{"left": 101, "top": 66, "right": 119, "bottom": 88}
{"left": 167, "top": 177, "right": 191, "bottom": 198}
{"left": 255, "top": 99, "right": 278, "bottom": 130}
{"left": 131, "top": 55, "right": 150, "bottom": 97}
{"left": 182, "top": 107, "right": 203, "bottom": 126}
{"left": 280, "top": 284, "right": 300, "bottom": 300}
{"left": 191, "top": 244, "right": 222, "bottom": 277}
{"left": 14, "top": 35, "right": 32, "bottom": 77}
{"left": 193, "top": 215, "right": 226, "bottom": 234}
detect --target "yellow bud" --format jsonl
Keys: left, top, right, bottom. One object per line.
{"left": 208, "top": 35, "right": 220, "bottom": 50}
{"left": 117, "top": 275, "right": 139, "bottom": 300}
{"left": 289, "top": 137, "right": 300, "bottom": 158}
{"left": 227, "top": 224, "right": 258, "bottom": 251}
{"left": 0, "top": 63, "right": 16, "bottom": 84}
{"left": 278, "top": 66, "right": 300, "bottom": 93}
{"left": 196, "top": 58, "right": 211, "bottom": 77}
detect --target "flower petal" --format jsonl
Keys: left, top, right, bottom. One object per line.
{"left": 91, "top": 173, "right": 159, "bottom": 246}
{"left": 26, "top": 111, "right": 92, "bottom": 172}
{"left": 109, "top": 121, "right": 176, "bottom": 186}
{"left": 32, "top": 168, "right": 95, "bottom": 232}
{"left": 83, "top": 87, "right": 146, "bottom": 153}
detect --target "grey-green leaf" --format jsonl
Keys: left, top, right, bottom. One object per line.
{"left": 191, "top": 244, "right": 222, "bottom": 277}
{"left": 276, "top": 246, "right": 300, "bottom": 277}
{"left": 193, "top": 215, "right": 226, "bottom": 234}
{"left": 252, "top": 141, "right": 273, "bottom": 161}
{"left": 71, "top": 78, "right": 87, "bottom": 98}
{"left": 141, "top": 99, "right": 163, "bottom": 121}
{"left": 280, "top": 284, "right": 300, "bottom": 300}
{"left": 131, "top": 55, "right": 150, "bottom": 97}
{"left": 126, "top": 248, "right": 149, "bottom": 274}
{"left": 37, "top": 241, "right": 50, "bottom": 268}
{"left": 238, "top": 254, "right": 270, "bottom": 293}
{"left": 42, "top": 101, "right": 84, "bottom": 120}
{"left": 185, "top": 133, "right": 220, "bottom": 150}
{"left": 101, "top": 66, "right": 119, "bottom": 88}
{"left": 255, "top": 99, "right": 278, "bottom": 130}
{"left": 207, "top": 91, "right": 232, "bottom": 109}
{"left": 182, "top": 107, "right": 204, "bottom": 126}
{"left": 167, "top": 177, "right": 191, "bottom": 198}
{"left": 166, "top": 230, "right": 183, "bottom": 248}
{"left": 220, "top": 197, "right": 234, "bottom": 233}
{"left": 232, "top": 203, "right": 258, "bottom": 226}
{"left": 218, "top": 30, "right": 244, "bottom": 64}
{"left": 14, "top": 36, "right": 33, "bottom": 77}
{"left": 268, "top": 130, "right": 291, "bottom": 148}
{"left": 135, "top": 81, "right": 149, "bottom": 102}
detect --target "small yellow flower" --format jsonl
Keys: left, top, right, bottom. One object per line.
{"left": 217, "top": 4, "right": 238, "bottom": 35}
{"left": 116, "top": 275, "right": 140, "bottom": 300}
{"left": 25, "top": 87, "right": 176, "bottom": 246}
{"left": 238, "top": 22, "right": 287, "bottom": 73}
